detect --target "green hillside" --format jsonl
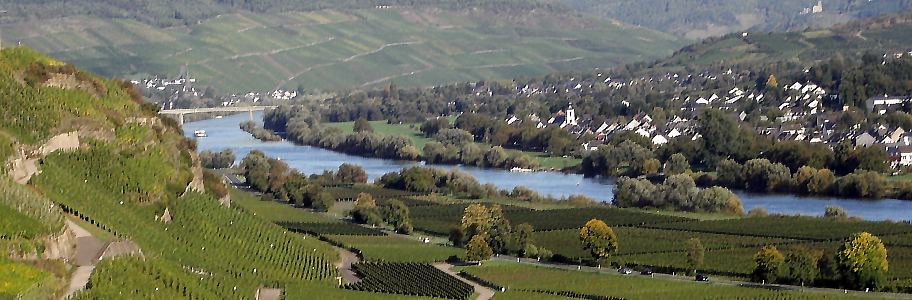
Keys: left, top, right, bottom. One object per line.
{"left": 0, "top": 8, "right": 684, "bottom": 94}
{"left": 539, "top": 0, "right": 912, "bottom": 39}
{"left": 0, "top": 47, "right": 340, "bottom": 298}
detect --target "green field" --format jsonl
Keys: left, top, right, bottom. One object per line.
{"left": 327, "top": 235, "right": 464, "bottom": 263}
{"left": 457, "top": 261, "right": 884, "bottom": 300}
{"left": 1, "top": 9, "right": 683, "bottom": 94}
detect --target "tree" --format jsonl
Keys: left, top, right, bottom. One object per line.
{"left": 353, "top": 117, "right": 374, "bottom": 133}
{"left": 384, "top": 199, "right": 412, "bottom": 234}
{"left": 336, "top": 163, "right": 368, "bottom": 183}
{"left": 838, "top": 232, "right": 889, "bottom": 291}
{"left": 694, "top": 186, "right": 744, "bottom": 214}
{"left": 665, "top": 153, "right": 689, "bottom": 175}
{"left": 767, "top": 74, "right": 778, "bottom": 88}
{"left": 825, "top": 205, "right": 848, "bottom": 219}
{"left": 514, "top": 223, "right": 535, "bottom": 256}
{"left": 715, "top": 159, "right": 743, "bottom": 188}
{"left": 352, "top": 192, "right": 382, "bottom": 225}
{"left": 579, "top": 219, "right": 618, "bottom": 262}
{"left": 753, "top": 245, "right": 784, "bottom": 283}
{"left": 449, "top": 225, "right": 465, "bottom": 247}
{"left": 686, "top": 238, "right": 704, "bottom": 275}
{"left": 698, "top": 109, "right": 741, "bottom": 167}
{"left": 466, "top": 235, "right": 493, "bottom": 261}
{"left": 785, "top": 248, "right": 819, "bottom": 286}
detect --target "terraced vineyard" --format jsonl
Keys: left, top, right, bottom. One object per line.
{"left": 411, "top": 203, "right": 532, "bottom": 235}
{"left": 345, "top": 262, "right": 473, "bottom": 299}
{"left": 33, "top": 160, "right": 338, "bottom": 289}
{"left": 0, "top": 9, "right": 683, "bottom": 93}
{"left": 503, "top": 208, "right": 689, "bottom": 231}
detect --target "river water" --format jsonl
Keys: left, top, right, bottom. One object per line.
{"left": 184, "top": 112, "right": 912, "bottom": 221}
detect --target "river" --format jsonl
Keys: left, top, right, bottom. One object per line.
{"left": 184, "top": 112, "right": 912, "bottom": 221}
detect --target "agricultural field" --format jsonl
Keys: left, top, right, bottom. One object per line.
{"left": 344, "top": 262, "right": 473, "bottom": 299}
{"left": 1, "top": 9, "right": 683, "bottom": 94}
{"left": 456, "top": 261, "right": 885, "bottom": 300}
{"left": 279, "top": 221, "right": 385, "bottom": 236}
{"left": 285, "top": 282, "right": 441, "bottom": 299}
{"left": 231, "top": 187, "right": 341, "bottom": 223}
{"left": 0, "top": 203, "right": 49, "bottom": 239}
{"left": 327, "top": 235, "right": 464, "bottom": 263}
{"left": 325, "top": 184, "right": 429, "bottom": 202}
{"left": 411, "top": 203, "right": 532, "bottom": 235}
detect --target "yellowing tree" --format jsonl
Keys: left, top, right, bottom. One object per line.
{"left": 753, "top": 245, "right": 784, "bottom": 283}
{"left": 838, "top": 232, "right": 888, "bottom": 291}
{"left": 579, "top": 219, "right": 618, "bottom": 261}
{"left": 767, "top": 74, "right": 778, "bottom": 88}
{"left": 466, "top": 235, "right": 493, "bottom": 261}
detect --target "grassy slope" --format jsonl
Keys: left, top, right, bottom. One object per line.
{"left": 1, "top": 9, "right": 684, "bottom": 94}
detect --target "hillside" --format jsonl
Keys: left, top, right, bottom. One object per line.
{"left": 0, "top": 47, "right": 340, "bottom": 299}
{"left": 0, "top": 7, "right": 684, "bottom": 94}
{"left": 539, "top": 0, "right": 912, "bottom": 39}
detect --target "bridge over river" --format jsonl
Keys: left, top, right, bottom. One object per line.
{"left": 159, "top": 106, "right": 277, "bottom": 125}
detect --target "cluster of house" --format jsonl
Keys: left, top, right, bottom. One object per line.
{"left": 133, "top": 72, "right": 298, "bottom": 109}
{"left": 503, "top": 78, "right": 912, "bottom": 168}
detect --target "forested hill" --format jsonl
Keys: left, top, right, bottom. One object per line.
{"left": 537, "top": 0, "right": 912, "bottom": 39}
{"left": 0, "top": 0, "right": 567, "bottom": 27}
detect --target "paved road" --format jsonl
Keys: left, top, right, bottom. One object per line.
{"left": 435, "top": 263, "right": 494, "bottom": 300}
{"left": 61, "top": 220, "right": 104, "bottom": 299}
{"left": 336, "top": 248, "right": 361, "bottom": 284}
{"left": 487, "top": 256, "right": 912, "bottom": 299}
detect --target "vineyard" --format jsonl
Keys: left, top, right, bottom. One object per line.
{"left": 0, "top": 176, "right": 66, "bottom": 237}
{"left": 645, "top": 216, "right": 912, "bottom": 241}
{"left": 73, "top": 256, "right": 255, "bottom": 299}
{"left": 326, "top": 186, "right": 429, "bottom": 202}
{"left": 33, "top": 161, "right": 339, "bottom": 291}
{"left": 0, "top": 202, "right": 48, "bottom": 239}
{"left": 456, "top": 261, "right": 882, "bottom": 300}
{"left": 344, "top": 262, "right": 473, "bottom": 299}
{"left": 326, "top": 235, "right": 464, "bottom": 263}
{"left": 503, "top": 208, "right": 689, "bottom": 231}
{"left": 411, "top": 204, "right": 532, "bottom": 235}
{"left": 278, "top": 221, "right": 385, "bottom": 236}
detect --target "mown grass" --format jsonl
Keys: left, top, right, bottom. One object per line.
{"left": 456, "top": 261, "right": 884, "bottom": 300}
{"left": 326, "top": 235, "right": 464, "bottom": 263}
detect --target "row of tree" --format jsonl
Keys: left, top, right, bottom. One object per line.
{"left": 613, "top": 175, "right": 744, "bottom": 214}
{"left": 457, "top": 204, "right": 545, "bottom": 261}
{"left": 753, "top": 232, "right": 889, "bottom": 291}
{"left": 199, "top": 149, "right": 236, "bottom": 169}
{"left": 239, "top": 150, "right": 334, "bottom": 211}
{"left": 350, "top": 193, "right": 414, "bottom": 234}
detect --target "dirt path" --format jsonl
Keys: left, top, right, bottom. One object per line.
{"left": 256, "top": 287, "right": 283, "bottom": 300}
{"left": 434, "top": 263, "right": 494, "bottom": 300}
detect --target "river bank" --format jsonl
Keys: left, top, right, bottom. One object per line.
{"left": 184, "top": 112, "right": 912, "bottom": 222}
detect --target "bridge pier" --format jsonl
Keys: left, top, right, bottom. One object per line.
{"left": 179, "top": 113, "right": 184, "bottom": 126}
{"left": 249, "top": 110, "right": 254, "bottom": 122}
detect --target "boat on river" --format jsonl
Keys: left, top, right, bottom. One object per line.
{"left": 194, "top": 130, "right": 208, "bottom": 137}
